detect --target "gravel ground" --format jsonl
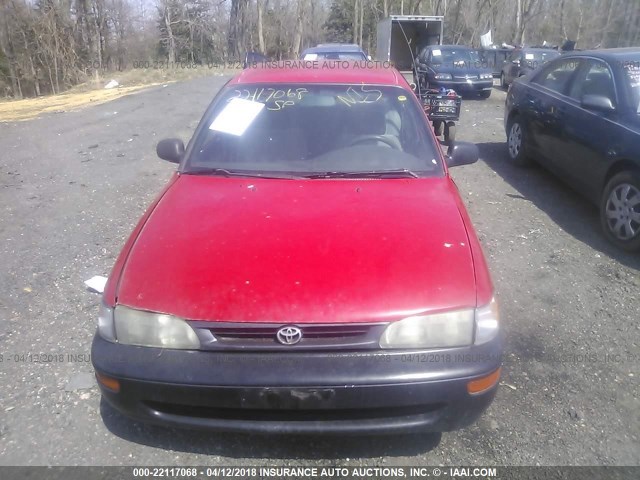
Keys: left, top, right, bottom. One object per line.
{"left": 0, "top": 76, "right": 638, "bottom": 466}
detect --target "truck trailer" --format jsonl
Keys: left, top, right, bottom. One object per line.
{"left": 376, "top": 15, "right": 444, "bottom": 74}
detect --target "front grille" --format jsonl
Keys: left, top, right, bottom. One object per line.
{"left": 189, "top": 321, "right": 386, "bottom": 351}
{"left": 212, "top": 324, "right": 370, "bottom": 339}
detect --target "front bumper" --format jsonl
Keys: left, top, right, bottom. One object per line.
{"left": 92, "top": 334, "right": 503, "bottom": 435}
{"left": 430, "top": 79, "right": 493, "bottom": 93}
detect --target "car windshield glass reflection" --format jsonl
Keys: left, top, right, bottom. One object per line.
{"left": 187, "top": 84, "right": 442, "bottom": 178}
{"left": 432, "top": 49, "right": 481, "bottom": 66}
{"left": 622, "top": 60, "right": 640, "bottom": 113}
{"left": 310, "top": 52, "right": 367, "bottom": 61}
{"left": 523, "top": 50, "right": 560, "bottom": 63}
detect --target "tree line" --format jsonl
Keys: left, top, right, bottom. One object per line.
{"left": 1, "top": 0, "right": 639, "bottom": 99}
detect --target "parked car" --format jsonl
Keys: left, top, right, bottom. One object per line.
{"left": 92, "top": 64, "right": 503, "bottom": 434}
{"left": 504, "top": 48, "right": 640, "bottom": 251}
{"left": 414, "top": 45, "right": 494, "bottom": 98}
{"left": 500, "top": 47, "right": 561, "bottom": 88}
{"left": 300, "top": 43, "right": 368, "bottom": 61}
{"left": 478, "top": 47, "right": 514, "bottom": 78}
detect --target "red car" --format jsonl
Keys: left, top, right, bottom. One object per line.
{"left": 92, "top": 63, "right": 503, "bottom": 434}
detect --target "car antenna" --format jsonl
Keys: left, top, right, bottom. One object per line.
{"left": 398, "top": 22, "right": 422, "bottom": 98}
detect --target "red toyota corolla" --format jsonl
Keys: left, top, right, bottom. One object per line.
{"left": 92, "top": 64, "right": 503, "bottom": 434}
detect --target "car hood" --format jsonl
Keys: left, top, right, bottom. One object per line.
{"left": 116, "top": 175, "right": 477, "bottom": 323}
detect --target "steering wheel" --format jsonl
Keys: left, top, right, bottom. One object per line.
{"left": 348, "top": 134, "right": 402, "bottom": 150}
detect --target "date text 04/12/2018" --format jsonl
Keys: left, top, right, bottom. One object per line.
{"left": 84, "top": 60, "right": 246, "bottom": 70}
{"left": 0, "top": 353, "right": 91, "bottom": 363}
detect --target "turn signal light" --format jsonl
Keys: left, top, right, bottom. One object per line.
{"left": 467, "top": 367, "right": 501, "bottom": 395}
{"left": 95, "top": 372, "right": 121, "bottom": 393}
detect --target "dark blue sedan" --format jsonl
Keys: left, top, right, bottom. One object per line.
{"left": 504, "top": 48, "right": 640, "bottom": 252}
{"left": 414, "top": 45, "right": 494, "bottom": 98}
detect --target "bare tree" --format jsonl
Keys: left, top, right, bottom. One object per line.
{"left": 292, "top": 0, "right": 304, "bottom": 57}
{"left": 257, "top": 0, "right": 265, "bottom": 53}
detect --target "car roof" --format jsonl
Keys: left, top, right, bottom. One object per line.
{"left": 302, "top": 44, "right": 365, "bottom": 54}
{"left": 230, "top": 63, "right": 406, "bottom": 86}
{"left": 563, "top": 47, "right": 640, "bottom": 61}
{"left": 316, "top": 43, "right": 362, "bottom": 48}
{"left": 519, "top": 47, "right": 560, "bottom": 53}
{"left": 429, "top": 45, "right": 473, "bottom": 50}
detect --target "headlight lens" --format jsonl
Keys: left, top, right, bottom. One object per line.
{"left": 379, "top": 297, "right": 500, "bottom": 349}
{"left": 480, "top": 73, "right": 493, "bottom": 79}
{"left": 114, "top": 306, "right": 200, "bottom": 349}
{"left": 434, "top": 73, "right": 453, "bottom": 80}
{"left": 97, "top": 302, "right": 116, "bottom": 342}
{"left": 380, "top": 309, "right": 475, "bottom": 349}
{"left": 475, "top": 297, "right": 500, "bottom": 345}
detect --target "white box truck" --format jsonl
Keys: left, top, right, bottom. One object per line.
{"left": 376, "top": 15, "right": 444, "bottom": 76}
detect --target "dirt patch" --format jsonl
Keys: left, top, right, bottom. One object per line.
{"left": 0, "top": 84, "right": 156, "bottom": 122}
{"left": 0, "top": 66, "right": 240, "bottom": 122}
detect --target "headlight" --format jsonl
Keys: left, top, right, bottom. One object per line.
{"left": 114, "top": 306, "right": 200, "bottom": 349}
{"left": 380, "top": 309, "right": 475, "bottom": 349}
{"left": 480, "top": 73, "right": 493, "bottom": 79}
{"left": 98, "top": 301, "right": 116, "bottom": 342}
{"left": 434, "top": 73, "right": 452, "bottom": 80}
{"left": 475, "top": 297, "right": 500, "bottom": 345}
{"left": 379, "top": 297, "right": 500, "bottom": 349}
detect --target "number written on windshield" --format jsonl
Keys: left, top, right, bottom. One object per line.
{"left": 228, "top": 88, "right": 309, "bottom": 110}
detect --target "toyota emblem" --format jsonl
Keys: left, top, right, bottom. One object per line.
{"left": 276, "top": 326, "right": 303, "bottom": 345}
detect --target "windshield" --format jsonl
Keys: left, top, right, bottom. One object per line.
{"left": 522, "top": 50, "right": 560, "bottom": 66}
{"left": 187, "top": 84, "right": 443, "bottom": 178}
{"left": 431, "top": 48, "right": 481, "bottom": 66}
{"left": 303, "top": 52, "right": 367, "bottom": 61}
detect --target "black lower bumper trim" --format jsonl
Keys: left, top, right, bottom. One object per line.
{"left": 101, "top": 389, "right": 495, "bottom": 435}
{"left": 145, "top": 400, "right": 445, "bottom": 422}
{"left": 93, "top": 334, "right": 502, "bottom": 434}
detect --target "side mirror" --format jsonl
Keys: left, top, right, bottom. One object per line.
{"left": 581, "top": 94, "right": 615, "bottom": 112}
{"left": 156, "top": 138, "right": 185, "bottom": 164}
{"left": 446, "top": 142, "right": 479, "bottom": 168}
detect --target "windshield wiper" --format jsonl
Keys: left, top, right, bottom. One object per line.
{"left": 184, "top": 168, "right": 303, "bottom": 179}
{"left": 303, "top": 169, "right": 419, "bottom": 179}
